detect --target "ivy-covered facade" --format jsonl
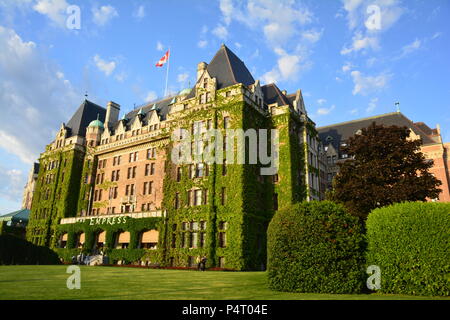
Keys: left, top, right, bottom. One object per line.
{"left": 27, "top": 45, "right": 325, "bottom": 270}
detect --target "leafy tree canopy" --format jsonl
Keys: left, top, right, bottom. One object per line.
{"left": 328, "top": 123, "right": 442, "bottom": 220}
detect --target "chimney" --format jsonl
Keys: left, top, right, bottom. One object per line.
{"left": 197, "top": 62, "right": 208, "bottom": 81}
{"left": 105, "top": 101, "right": 120, "bottom": 128}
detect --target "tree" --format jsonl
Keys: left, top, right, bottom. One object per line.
{"left": 328, "top": 123, "right": 442, "bottom": 220}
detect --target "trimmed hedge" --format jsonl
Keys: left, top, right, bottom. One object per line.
{"left": 0, "top": 234, "right": 61, "bottom": 265}
{"left": 366, "top": 202, "right": 450, "bottom": 296}
{"left": 267, "top": 201, "right": 365, "bottom": 294}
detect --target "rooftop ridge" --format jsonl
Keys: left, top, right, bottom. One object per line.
{"left": 317, "top": 112, "right": 402, "bottom": 130}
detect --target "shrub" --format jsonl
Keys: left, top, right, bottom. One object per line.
{"left": 267, "top": 201, "right": 365, "bottom": 294}
{"left": 0, "top": 234, "right": 61, "bottom": 265}
{"left": 366, "top": 202, "right": 450, "bottom": 296}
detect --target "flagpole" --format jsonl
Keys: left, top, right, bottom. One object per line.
{"left": 164, "top": 47, "right": 170, "bottom": 97}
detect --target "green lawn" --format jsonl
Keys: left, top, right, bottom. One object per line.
{"left": 0, "top": 266, "right": 447, "bottom": 300}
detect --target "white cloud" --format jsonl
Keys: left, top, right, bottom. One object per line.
{"left": 114, "top": 72, "right": 127, "bottom": 83}
{"left": 350, "top": 108, "right": 359, "bottom": 114}
{"left": 0, "top": 166, "right": 26, "bottom": 204}
{"left": 156, "top": 41, "right": 164, "bottom": 51}
{"left": 400, "top": 38, "right": 421, "bottom": 56}
{"left": 212, "top": 24, "right": 228, "bottom": 40}
{"left": 92, "top": 5, "right": 118, "bottom": 26}
{"left": 317, "top": 99, "right": 327, "bottom": 105}
{"left": 302, "top": 29, "right": 323, "bottom": 43}
{"left": 262, "top": 50, "right": 304, "bottom": 84}
{"left": 33, "top": 0, "right": 69, "bottom": 27}
{"left": 0, "top": 26, "right": 81, "bottom": 164}
{"left": 342, "top": 61, "right": 354, "bottom": 72}
{"left": 197, "top": 40, "right": 208, "bottom": 48}
{"left": 432, "top": 32, "right": 442, "bottom": 40}
{"left": 351, "top": 70, "right": 391, "bottom": 95}
{"left": 341, "top": 32, "right": 379, "bottom": 55}
{"left": 234, "top": 42, "right": 242, "bottom": 49}
{"left": 317, "top": 105, "right": 336, "bottom": 116}
{"left": 144, "top": 91, "right": 157, "bottom": 102}
{"left": 133, "top": 5, "right": 145, "bottom": 19}
{"left": 217, "top": 0, "right": 317, "bottom": 84}
{"left": 218, "top": 0, "right": 313, "bottom": 47}
{"left": 93, "top": 55, "right": 116, "bottom": 76}
{"left": 341, "top": 0, "right": 404, "bottom": 32}
{"left": 366, "top": 97, "right": 378, "bottom": 113}
{"left": 177, "top": 72, "right": 189, "bottom": 84}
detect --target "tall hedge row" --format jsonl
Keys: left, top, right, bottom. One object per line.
{"left": 366, "top": 202, "right": 450, "bottom": 296}
{"left": 0, "top": 234, "right": 61, "bottom": 265}
{"left": 267, "top": 201, "right": 366, "bottom": 294}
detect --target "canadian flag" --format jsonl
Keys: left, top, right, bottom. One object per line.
{"left": 155, "top": 50, "right": 170, "bottom": 67}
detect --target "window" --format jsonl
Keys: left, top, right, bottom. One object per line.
{"left": 127, "top": 167, "right": 132, "bottom": 179}
{"left": 189, "top": 164, "right": 195, "bottom": 179}
{"left": 207, "top": 119, "right": 212, "bottom": 130}
{"left": 194, "top": 189, "right": 202, "bottom": 206}
{"left": 175, "top": 192, "right": 180, "bottom": 209}
{"left": 176, "top": 167, "right": 182, "bottom": 182}
{"left": 132, "top": 166, "right": 136, "bottom": 178}
{"left": 187, "top": 190, "right": 192, "bottom": 206}
{"left": 199, "top": 233, "right": 205, "bottom": 248}
{"left": 226, "top": 91, "right": 231, "bottom": 97}
{"left": 221, "top": 187, "right": 226, "bottom": 205}
{"left": 200, "top": 93, "right": 206, "bottom": 104}
{"left": 219, "top": 232, "right": 226, "bottom": 248}
{"left": 130, "top": 184, "right": 135, "bottom": 196}
{"left": 222, "top": 160, "right": 227, "bottom": 176}
{"left": 150, "top": 163, "right": 155, "bottom": 175}
{"left": 145, "top": 164, "right": 150, "bottom": 176}
{"left": 206, "top": 92, "right": 211, "bottom": 102}
{"left": 224, "top": 116, "right": 230, "bottom": 129}
{"left": 125, "top": 185, "right": 130, "bottom": 196}
{"left": 143, "top": 182, "right": 148, "bottom": 195}
{"left": 196, "top": 163, "right": 204, "bottom": 177}
{"left": 203, "top": 78, "right": 208, "bottom": 89}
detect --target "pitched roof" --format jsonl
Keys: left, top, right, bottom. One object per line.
{"left": 206, "top": 44, "right": 255, "bottom": 89}
{"left": 261, "top": 83, "right": 291, "bottom": 107}
{"left": 317, "top": 112, "right": 436, "bottom": 152}
{"left": 0, "top": 209, "right": 30, "bottom": 222}
{"left": 66, "top": 100, "right": 106, "bottom": 138}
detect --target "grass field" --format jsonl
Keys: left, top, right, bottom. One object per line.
{"left": 0, "top": 266, "right": 447, "bottom": 300}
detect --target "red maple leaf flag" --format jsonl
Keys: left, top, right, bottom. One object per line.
{"left": 156, "top": 49, "right": 170, "bottom": 67}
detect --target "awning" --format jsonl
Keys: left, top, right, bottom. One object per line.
{"left": 141, "top": 230, "right": 158, "bottom": 243}
{"left": 118, "top": 231, "right": 130, "bottom": 243}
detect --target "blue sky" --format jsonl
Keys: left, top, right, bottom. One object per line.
{"left": 0, "top": 0, "right": 449, "bottom": 214}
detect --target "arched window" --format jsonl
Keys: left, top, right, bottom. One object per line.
{"left": 139, "top": 230, "right": 159, "bottom": 249}
{"left": 116, "top": 231, "right": 130, "bottom": 249}
{"left": 77, "top": 233, "right": 85, "bottom": 248}
{"left": 60, "top": 233, "right": 68, "bottom": 248}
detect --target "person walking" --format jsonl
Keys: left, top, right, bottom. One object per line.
{"left": 200, "top": 256, "right": 207, "bottom": 271}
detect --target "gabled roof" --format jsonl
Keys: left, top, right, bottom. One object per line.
{"left": 206, "top": 44, "right": 255, "bottom": 89}
{"left": 0, "top": 209, "right": 30, "bottom": 222}
{"left": 261, "top": 83, "right": 292, "bottom": 107}
{"left": 66, "top": 100, "right": 106, "bottom": 138}
{"left": 317, "top": 112, "right": 436, "bottom": 152}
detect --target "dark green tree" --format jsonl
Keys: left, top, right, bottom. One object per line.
{"left": 329, "top": 123, "right": 442, "bottom": 220}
